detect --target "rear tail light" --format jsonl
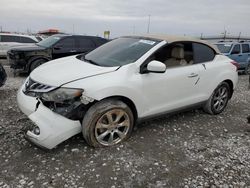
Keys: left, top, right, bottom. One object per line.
{"left": 230, "top": 61, "right": 240, "bottom": 70}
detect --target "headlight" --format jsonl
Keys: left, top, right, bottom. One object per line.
{"left": 41, "top": 88, "right": 84, "bottom": 102}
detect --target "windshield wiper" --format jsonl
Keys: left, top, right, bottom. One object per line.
{"left": 82, "top": 55, "right": 100, "bottom": 66}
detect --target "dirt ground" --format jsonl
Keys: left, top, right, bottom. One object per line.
{"left": 0, "top": 61, "right": 250, "bottom": 188}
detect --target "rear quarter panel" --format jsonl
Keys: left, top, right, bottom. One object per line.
{"left": 199, "top": 55, "right": 238, "bottom": 99}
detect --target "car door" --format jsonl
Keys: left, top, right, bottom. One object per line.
{"left": 76, "top": 36, "right": 96, "bottom": 54}
{"left": 52, "top": 36, "right": 78, "bottom": 59}
{"left": 241, "top": 44, "right": 250, "bottom": 68}
{"left": 191, "top": 42, "right": 221, "bottom": 100}
{"left": 139, "top": 42, "right": 202, "bottom": 117}
{"left": 229, "top": 44, "right": 243, "bottom": 62}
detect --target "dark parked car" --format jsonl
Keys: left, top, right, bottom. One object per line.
{"left": 0, "top": 64, "right": 7, "bottom": 87}
{"left": 7, "top": 34, "right": 108, "bottom": 72}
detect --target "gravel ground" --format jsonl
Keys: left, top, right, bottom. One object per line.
{"left": 0, "top": 63, "right": 250, "bottom": 188}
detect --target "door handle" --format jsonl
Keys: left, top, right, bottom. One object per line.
{"left": 188, "top": 73, "right": 198, "bottom": 78}
{"left": 70, "top": 50, "right": 77, "bottom": 52}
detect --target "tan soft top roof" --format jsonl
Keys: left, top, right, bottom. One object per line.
{"left": 130, "top": 34, "right": 220, "bottom": 53}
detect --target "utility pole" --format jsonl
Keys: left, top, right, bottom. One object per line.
{"left": 222, "top": 26, "right": 230, "bottom": 41}
{"left": 238, "top": 32, "right": 241, "bottom": 41}
{"left": 224, "top": 30, "right": 227, "bottom": 40}
{"left": 200, "top": 33, "right": 203, "bottom": 39}
{"left": 147, "top": 15, "right": 151, "bottom": 33}
{"left": 221, "top": 27, "right": 230, "bottom": 41}
{"left": 73, "top": 24, "right": 75, "bottom": 34}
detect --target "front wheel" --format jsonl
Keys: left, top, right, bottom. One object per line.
{"left": 203, "top": 82, "right": 231, "bottom": 115}
{"left": 82, "top": 99, "right": 134, "bottom": 147}
{"left": 30, "top": 59, "right": 47, "bottom": 72}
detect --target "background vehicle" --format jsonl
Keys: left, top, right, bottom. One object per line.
{"left": 8, "top": 34, "right": 108, "bottom": 73}
{"left": 17, "top": 35, "right": 238, "bottom": 149}
{"left": 0, "top": 63, "right": 7, "bottom": 87}
{"left": 215, "top": 42, "right": 250, "bottom": 74}
{"left": 0, "top": 33, "right": 40, "bottom": 58}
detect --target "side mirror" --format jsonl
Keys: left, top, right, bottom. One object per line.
{"left": 53, "top": 45, "right": 62, "bottom": 50}
{"left": 147, "top": 60, "right": 166, "bottom": 73}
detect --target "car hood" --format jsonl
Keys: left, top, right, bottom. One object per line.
{"left": 30, "top": 56, "right": 119, "bottom": 86}
{"left": 10, "top": 44, "right": 45, "bottom": 52}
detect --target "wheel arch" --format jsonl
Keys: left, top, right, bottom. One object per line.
{"left": 223, "top": 79, "right": 234, "bottom": 99}
{"left": 99, "top": 95, "right": 138, "bottom": 121}
{"left": 27, "top": 56, "right": 50, "bottom": 71}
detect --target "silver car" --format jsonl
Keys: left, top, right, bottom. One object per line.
{"left": 0, "top": 33, "right": 40, "bottom": 58}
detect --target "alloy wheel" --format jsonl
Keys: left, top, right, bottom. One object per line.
{"left": 212, "top": 86, "right": 229, "bottom": 112}
{"left": 95, "top": 109, "right": 130, "bottom": 146}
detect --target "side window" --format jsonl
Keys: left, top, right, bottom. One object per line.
{"left": 78, "top": 37, "right": 95, "bottom": 48}
{"left": 20, "top": 36, "right": 36, "bottom": 43}
{"left": 1, "top": 35, "right": 19, "bottom": 42}
{"left": 144, "top": 42, "right": 194, "bottom": 68}
{"left": 242, "top": 44, "right": 250, "bottom": 53}
{"left": 193, "top": 43, "right": 215, "bottom": 64}
{"left": 231, "top": 44, "right": 240, "bottom": 54}
{"left": 56, "top": 37, "right": 75, "bottom": 49}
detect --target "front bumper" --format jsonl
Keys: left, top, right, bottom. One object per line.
{"left": 17, "top": 88, "right": 82, "bottom": 149}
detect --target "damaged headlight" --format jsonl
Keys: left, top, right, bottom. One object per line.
{"left": 41, "top": 88, "right": 84, "bottom": 102}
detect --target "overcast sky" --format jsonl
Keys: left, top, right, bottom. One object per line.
{"left": 0, "top": 0, "right": 249, "bottom": 38}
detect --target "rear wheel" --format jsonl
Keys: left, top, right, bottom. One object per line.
{"left": 30, "top": 59, "right": 47, "bottom": 72}
{"left": 82, "top": 99, "right": 134, "bottom": 147}
{"left": 203, "top": 82, "right": 230, "bottom": 115}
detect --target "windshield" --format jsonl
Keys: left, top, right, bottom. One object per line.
{"left": 215, "top": 44, "right": 232, "bottom": 53}
{"left": 84, "top": 37, "right": 159, "bottom": 67}
{"left": 37, "top": 35, "right": 63, "bottom": 48}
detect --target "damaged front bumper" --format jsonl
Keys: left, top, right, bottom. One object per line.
{"left": 17, "top": 87, "right": 82, "bottom": 149}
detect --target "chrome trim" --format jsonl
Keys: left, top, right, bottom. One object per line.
{"left": 24, "top": 78, "right": 56, "bottom": 93}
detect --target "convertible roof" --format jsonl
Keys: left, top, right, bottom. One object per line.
{"left": 129, "top": 34, "right": 220, "bottom": 53}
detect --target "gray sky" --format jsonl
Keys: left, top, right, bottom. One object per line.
{"left": 0, "top": 0, "right": 249, "bottom": 38}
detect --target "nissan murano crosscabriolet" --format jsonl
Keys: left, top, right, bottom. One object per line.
{"left": 17, "top": 35, "right": 238, "bottom": 149}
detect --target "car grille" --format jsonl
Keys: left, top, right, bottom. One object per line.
{"left": 23, "top": 78, "right": 56, "bottom": 96}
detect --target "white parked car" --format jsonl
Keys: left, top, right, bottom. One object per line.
{"left": 17, "top": 35, "right": 238, "bottom": 149}
{"left": 0, "top": 33, "right": 40, "bottom": 57}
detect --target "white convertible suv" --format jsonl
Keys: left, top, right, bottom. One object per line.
{"left": 17, "top": 35, "right": 238, "bottom": 149}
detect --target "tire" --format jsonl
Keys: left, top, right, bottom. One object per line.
{"left": 0, "top": 65, "right": 7, "bottom": 87}
{"left": 203, "top": 82, "right": 231, "bottom": 115}
{"left": 82, "top": 99, "right": 134, "bottom": 148}
{"left": 244, "top": 63, "right": 250, "bottom": 75}
{"left": 30, "top": 59, "right": 47, "bottom": 72}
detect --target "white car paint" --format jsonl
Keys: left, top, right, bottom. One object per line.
{"left": 0, "top": 33, "right": 39, "bottom": 57}
{"left": 31, "top": 56, "right": 119, "bottom": 86}
{"left": 27, "top": 103, "right": 81, "bottom": 149}
{"left": 17, "top": 36, "right": 238, "bottom": 149}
